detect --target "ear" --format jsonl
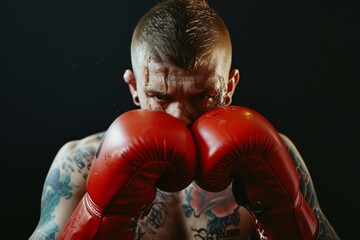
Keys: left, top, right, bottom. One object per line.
{"left": 123, "top": 69, "right": 140, "bottom": 106}
{"left": 225, "top": 68, "right": 240, "bottom": 106}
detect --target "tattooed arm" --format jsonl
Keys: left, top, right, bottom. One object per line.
{"left": 29, "top": 132, "right": 105, "bottom": 240}
{"left": 280, "top": 134, "right": 341, "bottom": 240}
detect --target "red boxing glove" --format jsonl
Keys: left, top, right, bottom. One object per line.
{"left": 192, "top": 106, "right": 318, "bottom": 240}
{"left": 59, "top": 109, "right": 197, "bottom": 240}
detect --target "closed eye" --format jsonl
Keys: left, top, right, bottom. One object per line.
{"left": 196, "top": 94, "right": 212, "bottom": 100}
{"left": 152, "top": 94, "right": 168, "bottom": 101}
{"left": 193, "top": 92, "right": 217, "bottom": 101}
{"left": 146, "top": 90, "right": 171, "bottom": 102}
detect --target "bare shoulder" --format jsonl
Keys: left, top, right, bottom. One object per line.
{"left": 29, "top": 131, "right": 105, "bottom": 240}
{"left": 47, "top": 131, "right": 106, "bottom": 204}
{"left": 52, "top": 132, "right": 105, "bottom": 177}
{"left": 57, "top": 131, "right": 105, "bottom": 159}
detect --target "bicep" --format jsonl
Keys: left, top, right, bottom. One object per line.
{"left": 279, "top": 133, "right": 319, "bottom": 208}
{"left": 279, "top": 133, "right": 341, "bottom": 239}
{"left": 30, "top": 140, "right": 97, "bottom": 239}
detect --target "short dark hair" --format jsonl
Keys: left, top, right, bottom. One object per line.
{"left": 131, "top": 0, "right": 231, "bottom": 71}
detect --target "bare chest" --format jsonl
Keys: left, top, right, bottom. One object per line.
{"left": 136, "top": 183, "right": 252, "bottom": 240}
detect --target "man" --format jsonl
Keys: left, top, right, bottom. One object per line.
{"left": 29, "top": 0, "right": 340, "bottom": 239}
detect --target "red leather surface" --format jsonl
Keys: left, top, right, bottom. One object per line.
{"left": 59, "top": 109, "right": 197, "bottom": 239}
{"left": 192, "top": 106, "right": 318, "bottom": 240}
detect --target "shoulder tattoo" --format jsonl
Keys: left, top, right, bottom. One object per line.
{"left": 35, "top": 145, "right": 98, "bottom": 238}
{"left": 283, "top": 136, "right": 340, "bottom": 239}
{"left": 35, "top": 168, "right": 72, "bottom": 238}
{"left": 63, "top": 145, "right": 97, "bottom": 180}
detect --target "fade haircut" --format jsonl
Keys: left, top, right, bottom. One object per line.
{"left": 131, "top": 0, "right": 232, "bottom": 71}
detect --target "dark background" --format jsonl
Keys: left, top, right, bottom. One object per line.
{"left": 2, "top": 0, "right": 358, "bottom": 239}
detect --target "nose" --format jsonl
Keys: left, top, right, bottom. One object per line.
{"left": 166, "top": 102, "right": 193, "bottom": 127}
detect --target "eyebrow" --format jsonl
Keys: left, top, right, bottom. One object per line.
{"left": 144, "top": 88, "right": 166, "bottom": 95}
{"left": 144, "top": 86, "right": 218, "bottom": 96}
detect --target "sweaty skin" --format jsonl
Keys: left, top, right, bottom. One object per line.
{"left": 125, "top": 49, "right": 237, "bottom": 127}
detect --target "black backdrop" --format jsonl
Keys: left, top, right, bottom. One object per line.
{"left": 2, "top": 0, "right": 358, "bottom": 239}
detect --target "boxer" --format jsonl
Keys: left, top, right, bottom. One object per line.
{"left": 30, "top": 0, "right": 340, "bottom": 239}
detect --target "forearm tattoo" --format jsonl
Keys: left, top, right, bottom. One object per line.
{"left": 32, "top": 145, "right": 97, "bottom": 239}
{"left": 283, "top": 136, "right": 340, "bottom": 239}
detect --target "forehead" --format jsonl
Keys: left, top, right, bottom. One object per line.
{"left": 134, "top": 43, "right": 230, "bottom": 74}
{"left": 142, "top": 60, "right": 224, "bottom": 92}
{"left": 137, "top": 47, "right": 229, "bottom": 87}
